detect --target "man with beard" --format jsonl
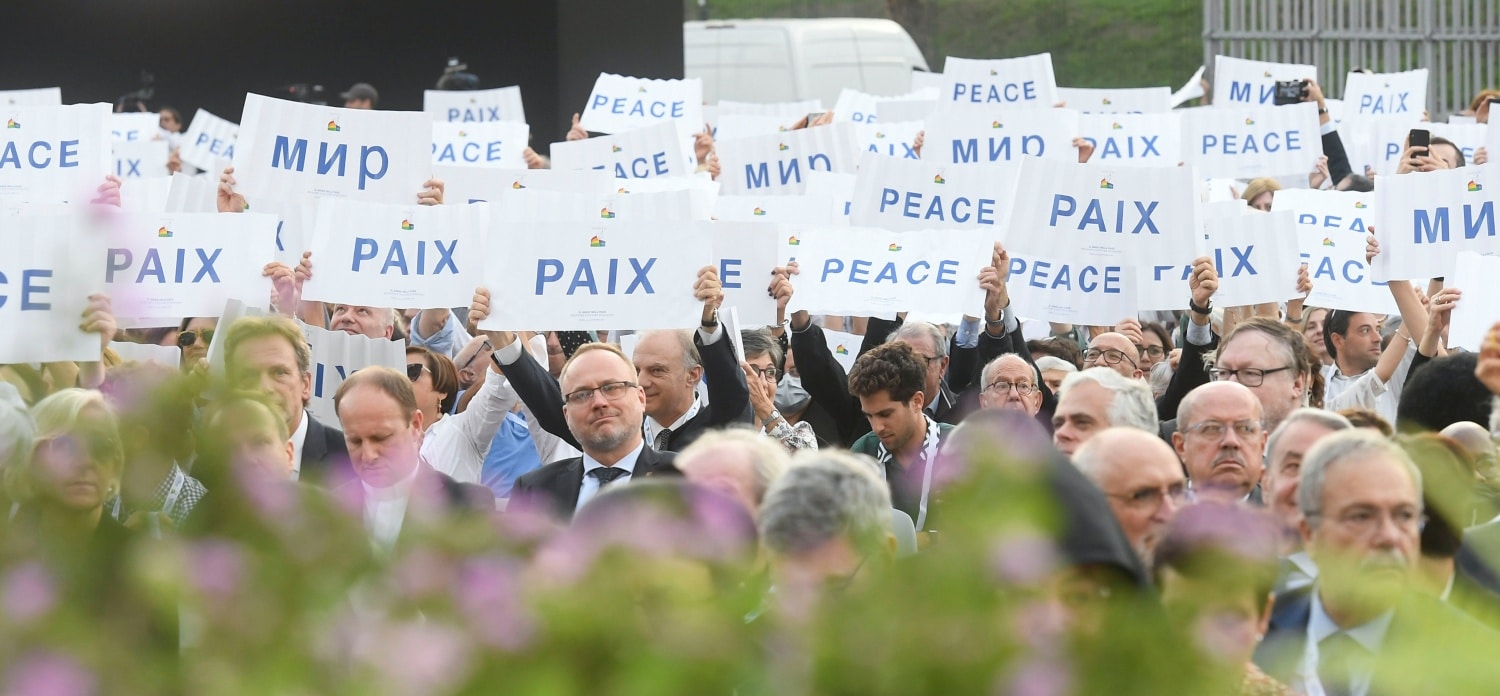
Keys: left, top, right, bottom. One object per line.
{"left": 847, "top": 342, "right": 954, "bottom": 533}
{"left": 1254, "top": 430, "right": 1500, "bottom": 693}
{"left": 510, "top": 343, "right": 679, "bottom": 521}
{"left": 1172, "top": 382, "right": 1267, "bottom": 504}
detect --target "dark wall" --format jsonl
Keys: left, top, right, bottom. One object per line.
{"left": 0, "top": 0, "right": 684, "bottom": 153}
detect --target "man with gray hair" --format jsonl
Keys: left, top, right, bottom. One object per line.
{"left": 759, "top": 451, "right": 896, "bottom": 609}
{"left": 1253, "top": 430, "right": 1500, "bottom": 694}
{"left": 1051, "top": 367, "right": 1159, "bottom": 456}
{"left": 676, "top": 428, "right": 791, "bottom": 518}
{"left": 1264, "top": 408, "right": 1353, "bottom": 592}
{"left": 977, "top": 354, "right": 1043, "bottom": 417}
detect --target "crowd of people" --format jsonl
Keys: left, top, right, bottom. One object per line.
{"left": 7, "top": 72, "right": 1500, "bottom": 695}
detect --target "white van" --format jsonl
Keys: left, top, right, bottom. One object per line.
{"left": 685, "top": 18, "right": 931, "bottom": 106}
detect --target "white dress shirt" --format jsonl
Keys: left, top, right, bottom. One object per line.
{"left": 362, "top": 465, "right": 421, "bottom": 553}
{"left": 1296, "top": 588, "right": 1394, "bottom": 696}
{"left": 1324, "top": 338, "right": 1416, "bottom": 426}
{"left": 288, "top": 409, "right": 310, "bottom": 482}
{"left": 576, "top": 441, "right": 644, "bottom": 514}
{"left": 643, "top": 324, "right": 721, "bottom": 447}
{"left": 421, "top": 367, "right": 517, "bottom": 485}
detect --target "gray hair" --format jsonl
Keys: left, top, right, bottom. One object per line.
{"left": 639, "top": 329, "right": 702, "bottom": 372}
{"left": 740, "top": 328, "right": 782, "bottom": 372}
{"left": 759, "top": 451, "right": 892, "bottom": 557}
{"left": 676, "top": 427, "right": 792, "bottom": 506}
{"left": 1034, "top": 356, "right": 1077, "bottom": 376}
{"left": 0, "top": 382, "right": 33, "bottom": 474}
{"left": 890, "top": 321, "right": 948, "bottom": 360}
{"left": 981, "top": 354, "right": 1038, "bottom": 388}
{"left": 1297, "top": 429, "right": 1422, "bottom": 526}
{"left": 1057, "top": 367, "right": 1159, "bottom": 434}
{"left": 1266, "top": 408, "right": 1352, "bottom": 464}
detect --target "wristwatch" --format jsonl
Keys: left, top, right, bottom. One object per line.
{"left": 1189, "top": 298, "right": 1213, "bottom": 316}
{"left": 701, "top": 308, "right": 719, "bottom": 328}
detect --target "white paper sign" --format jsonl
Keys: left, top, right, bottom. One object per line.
{"left": 715, "top": 123, "right": 858, "bottom": 195}
{"left": 301, "top": 199, "right": 487, "bottom": 308}
{"left": 1197, "top": 211, "right": 1302, "bottom": 306}
{"left": 178, "top": 109, "right": 239, "bottom": 172}
{"left": 806, "top": 172, "right": 857, "bottom": 226}
{"left": 1448, "top": 251, "right": 1500, "bottom": 350}
{"left": 1170, "top": 65, "right": 1208, "bottom": 108}
{"left": 430, "top": 121, "right": 529, "bottom": 169}
{"left": 714, "top": 195, "right": 836, "bottom": 224}
{"left": 1343, "top": 115, "right": 1423, "bottom": 177}
{"left": 164, "top": 171, "right": 219, "bottom": 213}
{"left": 102, "top": 212, "right": 278, "bottom": 322}
{"left": 480, "top": 221, "right": 714, "bottom": 331}
{"left": 233, "top": 93, "right": 432, "bottom": 203}
{"left": 435, "top": 165, "right": 615, "bottom": 205}
{"left": 790, "top": 226, "right": 990, "bottom": 315}
{"left": 0, "top": 88, "right": 61, "bottom": 108}
{"left": 718, "top": 100, "right": 823, "bottom": 117}
{"left": 614, "top": 174, "right": 720, "bottom": 220}
{"left": 1343, "top": 69, "right": 1428, "bottom": 118}
{"left": 1271, "top": 188, "right": 1396, "bottom": 314}
{"left": 920, "top": 108, "right": 1080, "bottom": 164}
{"left": 119, "top": 176, "right": 172, "bottom": 213}
{"left": 1373, "top": 165, "right": 1500, "bottom": 281}
{"left": 833, "top": 88, "right": 938, "bottom": 124}
{"left": 821, "top": 327, "right": 861, "bottom": 375}
{"left": 1007, "top": 157, "right": 1200, "bottom": 266}
{"left": 548, "top": 122, "right": 690, "bottom": 179}
{"left": 876, "top": 99, "right": 938, "bottom": 124}
{"left": 491, "top": 188, "right": 699, "bottom": 224}
{"left": 0, "top": 213, "right": 107, "bottom": 363}
{"left": 1211, "top": 56, "right": 1318, "bottom": 107}
{"left": 579, "top": 73, "right": 704, "bottom": 135}
{"left": 712, "top": 222, "right": 781, "bottom": 326}
{"left": 940, "top": 54, "right": 1058, "bottom": 110}
{"left": 304, "top": 324, "right": 407, "bottom": 425}
{"left": 715, "top": 114, "right": 797, "bottom": 142}
{"left": 1004, "top": 250, "right": 1140, "bottom": 325}
{"left": 849, "top": 150, "right": 1018, "bottom": 233}
{"left": 1077, "top": 113, "right": 1183, "bottom": 167}
{"left": 109, "top": 113, "right": 162, "bottom": 143}
{"left": 1181, "top": 103, "right": 1323, "bottom": 178}
{"left": 109, "top": 341, "right": 182, "bottom": 367}
{"left": 112, "top": 139, "right": 170, "bottom": 179}
{"left": 0, "top": 103, "right": 111, "bottom": 205}
{"left": 851, "top": 121, "right": 925, "bottom": 161}
{"left": 1058, "top": 87, "right": 1173, "bottom": 114}
{"left": 424, "top": 86, "right": 526, "bottom": 124}
{"left": 1428, "top": 123, "right": 1488, "bottom": 168}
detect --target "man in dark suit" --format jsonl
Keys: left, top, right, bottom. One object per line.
{"left": 1254, "top": 430, "right": 1500, "bottom": 694}
{"left": 476, "top": 265, "right": 751, "bottom": 456}
{"left": 332, "top": 366, "right": 492, "bottom": 551}
{"left": 223, "top": 315, "right": 353, "bottom": 486}
{"left": 511, "top": 342, "right": 680, "bottom": 521}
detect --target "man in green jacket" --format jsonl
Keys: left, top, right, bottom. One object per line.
{"left": 848, "top": 342, "right": 955, "bottom": 533}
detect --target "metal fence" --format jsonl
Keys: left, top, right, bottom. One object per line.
{"left": 1204, "top": 0, "right": 1500, "bottom": 118}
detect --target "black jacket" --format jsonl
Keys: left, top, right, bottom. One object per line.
{"left": 511, "top": 445, "right": 679, "bottom": 521}
{"left": 498, "top": 331, "right": 752, "bottom": 454}
{"left": 300, "top": 413, "right": 353, "bottom": 486}
{"left": 334, "top": 464, "right": 493, "bottom": 547}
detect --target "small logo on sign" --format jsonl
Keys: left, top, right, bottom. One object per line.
{"left": 157, "top": 226, "right": 172, "bottom": 238}
{"left": 753, "top": 207, "right": 766, "bottom": 216}
{"left": 1322, "top": 237, "right": 1335, "bottom": 247}
{"left": 512, "top": 181, "right": 526, "bottom": 189}
{"left": 888, "top": 243, "right": 903, "bottom": 252}
{"left": 600, "top": 208, "right": 616, "bottom": 219}
{"left": 1244, "top": 118, "right": 1255, "bottom": 126}
{"left": 617, "top": 187, "right": 630, "bottom": 194}
{"left": 787, "top": 235, "right": 800, "bottom": 246}
{"left": 1111, "top": 122, "right": 1123, "bottom": 130}
{"left": 1354, "top": 201, "right": 1367, "bottom": 209}
{"left": 991, "top": 120, "right": 1002, "bottom": 129}
{"left": 933, "top": 174, "right": 946, "bottom": 184}
{"left": 4, "top": 118, "right": 18, "bottom": 129}
{"left": 1469, "top": 181, "right": 1484, "bottom": 192}
{"left": 457, "top": 130, "right": 467, "bottom": 137}
{"left": 835, "top": 344, "right": 849, "bottom": 355}
{"left": 611, "top": 145, "right": 622, "bottom": 153}
{"left": 590, "top": 235, "right": 606, "bottom": 247}
{"left": 778, "top": 143, "right": 789, "bottom": 151}
{"left": 1102, "top": 98, "right": 1113, "bottom": 105}
{"left": 401, "top": 219, "right": 414, "bottom": 231}
{"left": 327, "top": 120, "right": 341, "bottom": 132}
{"left": 1099, "top": 178, "right": 1115, "bottom": 190}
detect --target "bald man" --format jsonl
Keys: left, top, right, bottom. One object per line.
{"left": 1082, "top": 332, "right": 1143, "bottom": 380}
{"left": 1172, "top": 381, "right": 1267, "bottom": 504}
{"left": 1073, "top": 428, "right": 1187, "bottom": 564}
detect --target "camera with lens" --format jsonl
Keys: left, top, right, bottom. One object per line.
{"left": 1273, "top": 79, "right": 1309, "bottom": 106}
{"left": 436, "top": 57, "right": 480, "bottom": 91}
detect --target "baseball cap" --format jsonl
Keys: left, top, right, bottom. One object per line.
{"left": 341, "top": 83, "right": 379, "bottom": 103}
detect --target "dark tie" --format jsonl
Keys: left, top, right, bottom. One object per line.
{"left": 1318, "top": 632, "right": 1364, "bottom": 696}
{"left": 653, "top": 428, "right": 672, "bottom": 451}
{"left": 588, "top": 467, "right": 628, "bottom": 487}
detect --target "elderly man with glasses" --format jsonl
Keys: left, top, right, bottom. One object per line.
{"left": 1074, "top": 427, "right": 1188, "bottom": 565}
{"left": 977, "top": 354, "right": 1044, "bottom": 417}
{"left": 1172, "top": 381, "right": 1268, "bottom": 505}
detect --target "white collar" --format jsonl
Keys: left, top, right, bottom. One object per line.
{"left": 583, "top": 440, "right": 645, "bottom": 476}
{"left": 288, "top": 409, "right": 310, "bottom": 480}
{"left": 647, "top": 398, "right": 701, "bottom": 441}
{"left": 1308, "top": 585, "right": 1395, "bottom": 654}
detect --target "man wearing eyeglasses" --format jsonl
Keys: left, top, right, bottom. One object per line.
{"left": 1254, "top": 430, "right": 1500, "bottom": 695}
{"left": 509, "top": 342, "right": 680, "bottom": 520}
{"left": 977, "top": 354, "right": 1043, "bottom": 417}
{"left": 1073, "top": 427, "right": 1187, "bottom": 565}
{"left": 1172, "top": 382, "right": 1268, "bottom": 505}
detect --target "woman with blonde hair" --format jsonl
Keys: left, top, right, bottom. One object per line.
{"left": 3, "top": 388, "right": 125, "bottom": 544}
{"left": 1240, "top": 178, "right": 1282, "bottom": 212}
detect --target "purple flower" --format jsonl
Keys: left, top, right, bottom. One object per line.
{"left": 2, "top": 562, "right": 56, "bottom": 624}
{"left": 370, "top": 622, "right": 474, "bottom": 696}
{"left": 455, "top": 557, "right": 536, "bottom": 651}
{"left": 5, "top": 651, "right": 97, "bottom": 696}
{"left": 1003, "top": 657, "right": 1071, "bottom": 696}
{"left": 187, "top": 539, "right": 245, "bottom": 600}
{"left": 988, "top": 532, "right": 1060, "bottom": 586}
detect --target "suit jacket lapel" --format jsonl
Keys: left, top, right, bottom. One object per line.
{"left": 557, "top": 459, "right": 585, "bottom": 519}
{"left": 1253, "top": 587, "right": 1313, "bottom": 683}
{"left": 302, "top": 414, "right": 329, "bottom": 476}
